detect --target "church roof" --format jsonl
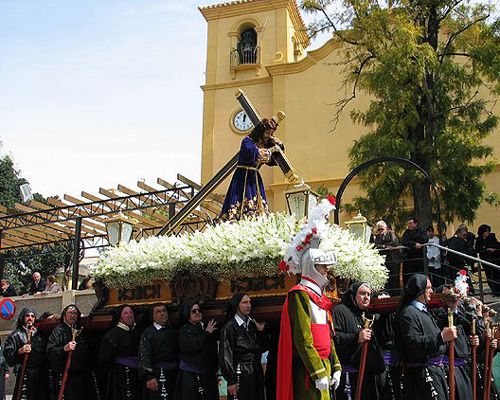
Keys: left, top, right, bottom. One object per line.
{"left": 199, "top": 0, "right": 310, "bottom": 48}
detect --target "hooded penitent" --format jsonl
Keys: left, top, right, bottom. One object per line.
{"left": 341, "top": 281, "right": 372, "bottom": 315}
{"left": 178, "top": 298, "right": 200, "bottom": 326}
{"left": 16, "top": 307, "right": 36, "bottom": 329}
{"left": 399, "top": 273, "right": 428, "bottom": 310}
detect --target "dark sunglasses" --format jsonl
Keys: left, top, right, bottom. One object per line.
{"left": 191, "top": 309, "right": 202, "bottom": 314}
{"left": 25, "top": 314, "right": 36, "bottom": 318}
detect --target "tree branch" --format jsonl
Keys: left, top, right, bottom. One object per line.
{"left": 440, "top": 13, "right": 490, "bottom": 64}
{"left": 330, "top": 54, "right": 374, "bottom": 130}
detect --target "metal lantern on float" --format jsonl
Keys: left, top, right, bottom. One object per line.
{"left": 285, "top": 184, "right": 320, "bottom": 220}
{"left": 106, "top": 212, "right": 136, "bottom": 246}
{"left": 345, "top": 211, "right": 371, "bottom": 243}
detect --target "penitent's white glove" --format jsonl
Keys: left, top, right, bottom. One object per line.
{"left": 314, "top": 376, "right": 330, "bottom": 391}
{"left": 330, "top": 370, "right": 341, "bottom": 390}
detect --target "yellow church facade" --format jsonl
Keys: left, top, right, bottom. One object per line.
{"left": 199, "top": 0, "right": 499, "bottom": 233}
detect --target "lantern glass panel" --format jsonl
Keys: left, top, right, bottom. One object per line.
{"left": 121, "top": 222, "right": 134, "bottom": 245}
{"left": 288, "top": 192, "right": 306, "bottom": 220}
{"left": 107, "top": 221, "right": 120, "bottom": 247}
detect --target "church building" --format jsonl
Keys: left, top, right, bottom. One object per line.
{"left": 198, "top": 0, "right": 499, "bottom": 231}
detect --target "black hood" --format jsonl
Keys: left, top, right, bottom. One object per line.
{"left": 17, "top": 307, "right": 36, "bottom": 329}
{"left": 178, "top": 298, "right": 200, "bottom": 326}
{"left": 399, "top": 274, "right": 428, "bottom": 309}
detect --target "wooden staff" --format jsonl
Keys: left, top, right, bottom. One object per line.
{"left": 485, "top": 323, "right": 497, "bottom": 400}
{"left": 57, "top": 326, "right": 80, "bottom": 400}
{"left": 472, "top": 318, "right": 477, "bottom": 400}
{"left": 483, "top": 319, "right": 491, "bottom": 400}
{"left": 448, "top": 308, "right": 455, "bottom": 400}
{"left": 15, "top": 324, "right": 34, "bottom": 400}
{"left": 355, "top": 312, "right": 373, "bottom": 400}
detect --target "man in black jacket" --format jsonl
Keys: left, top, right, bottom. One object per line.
{"left": 1, "top": 278, "right": 17, "bottom": 297}
{"left": 401, "top": 218, "right": 428, "bottom": 284}
{"left": 28, "top": 272, "right": 47, "bottom": 295}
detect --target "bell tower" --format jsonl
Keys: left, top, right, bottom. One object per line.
{"left": 198, "top": 0, "right": 309, "bottom": 193}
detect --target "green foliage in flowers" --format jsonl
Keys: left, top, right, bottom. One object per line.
{"left": 94, "top": 213, "right": 387, "bottom": 290}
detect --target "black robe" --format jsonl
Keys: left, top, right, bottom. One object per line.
{"left": 431, "top": 305, "right": 473, "bottom": 400}
{"left": 175, "top": 322, "right": 219, "bottom": 400}
{"left": 138, "top": 324, "right": 178, "bottom": 400}
{"left": 46, "top": 323, "right": 101, "bottom": 400}
{"left": 475, "top": 233, "right": 500, "bottom": 295}
{"left": 396, "top": 304, "right": 448, "bottom": 400}
{"left": 332, "top": 303, "right": 386, "bottom": 400}
{"left": 401, "top": 228, "right": 428, "bottom": 283}
{"left": 4, "top": 327, "right": 49, "bottom": 400}
{"left": 218, "top": 317, "right": 266, "bottom": 400}
{"left": 99, "top": 324, "right": 141, "bottom": 400}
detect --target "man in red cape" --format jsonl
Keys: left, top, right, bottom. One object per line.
{"left": 277, "top": 247, "right": 341, "bottom": 400}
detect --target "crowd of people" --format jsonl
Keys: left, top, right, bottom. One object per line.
{"left": 372, "top": 218, "right": 500, "bottom": 296}
{"left": 0, "top": 273, "right": 497, "bottom": 400}
{"left": 1, "top": 272, "right": 93, "bottom": 298}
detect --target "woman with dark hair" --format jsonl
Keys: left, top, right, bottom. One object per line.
{"left": 332, "top": 282, "right": 386, "bottom": 400}
{"left": 220, "top": 118, "right": 283, "bottom": 221}
{"left": 219, "top": 293, "right": 266, "bottom": 400}
{"left": 99, "top": 304, "right": 141, "bottom": 400}
{"left": 175, "top": 299, "right": 219, "bottom": 400}
{"left": 475, "top": 224, "right": 500, "bottom": 295}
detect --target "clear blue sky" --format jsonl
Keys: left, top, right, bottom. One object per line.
{"left": 0, "top": 0, "right": 326, "bottom": 198}
{"left": 0, "top": 0, "right": 209, "bottom": 197}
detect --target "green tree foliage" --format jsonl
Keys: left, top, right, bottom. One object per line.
{"left": 302, "top": 0, "right": 499, "bottom": 229}
{"left": 0, "top": 152, "right": 27, "bottom": 208}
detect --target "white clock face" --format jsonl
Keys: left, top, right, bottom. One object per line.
{"left": 233, "top": 110, "right": 254, "bottom": 132}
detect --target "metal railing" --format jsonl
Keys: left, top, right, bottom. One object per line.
{"left": 230, "top": 46, "right": 260, "bottom": 67}
{"left": 376, "top": 242, "right": 500, "bottom": 303}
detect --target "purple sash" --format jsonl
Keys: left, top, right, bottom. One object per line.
{"left": 406, "top": 356, "right": 446, "bottom": 368}
{"left": 115, "top": 356, "right": 139, "bottom": 369}
{"left": 442, "top": 356, "right": 467, "bottom": 367}
{"left": 383, "top": 350, "right": 399, "bottom": 367}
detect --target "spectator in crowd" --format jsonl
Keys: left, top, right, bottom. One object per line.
{"left": 28, "top": 272, "right": 47, "bottom": 295}
{"left": 78, "top": 276, "right": 92, "bottom": 291}
{"left": 374, "top": 220, "right": 402, "bottom": 293}
{"left": 34, "top": 275, "right": 61, "bottom": 296}
{"left": 446, "top": 225, "right": 471, "bottom": 280}
{"left": 475, "top": 224, "right": 500, "bottom": 296}
{"left": 426, "top": 226, "right": 444, "bottom": 288}
{"left": 1, "top": 278, "right": 17, "bottom": 297}
{"left": 401, "top": 217, "right": 428, "bottom": 284}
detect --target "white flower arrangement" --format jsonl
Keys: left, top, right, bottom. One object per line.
{"left": 93, "top": 212, "right": 387, "bottom": 290}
